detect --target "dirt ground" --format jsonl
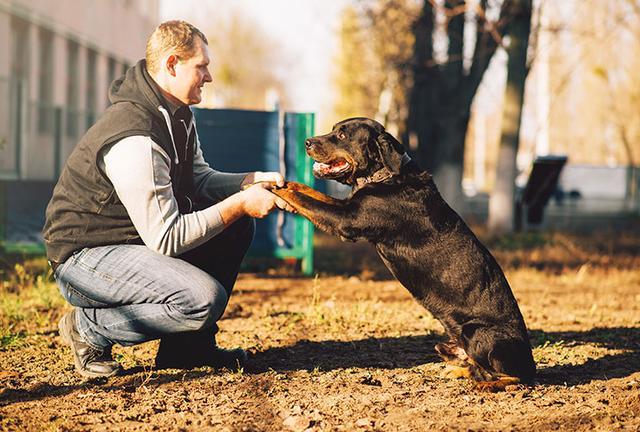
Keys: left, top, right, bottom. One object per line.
{"left": 1, "top": 223, "right": 639, "bottom": 431}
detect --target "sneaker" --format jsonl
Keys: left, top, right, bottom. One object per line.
{"left": 155, "top": 331, "right": 248, "bottom": 371}
{"left": 58, "top": 311, "right": 122, "bottom": 378}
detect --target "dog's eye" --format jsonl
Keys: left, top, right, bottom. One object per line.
{"left": 338, "top": 132, "right": 346, "bottom": 140}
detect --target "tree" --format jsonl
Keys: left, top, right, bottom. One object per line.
{"left": 594, "top": 0, "right": 640, "bottom": 209}
{"left": 334, "top": 0, "right": 419, "bottom": 136}
{"left": 487, "top": 0, "right": 533, "bottom": 235}
{"left": 335, "top": 0, "right": 539, "bottom": 216}
{"left": 334, "top": 5, "right": 380, "bottom": 120}
{"left": 201, "top": 11, "right": 289, "bottom": 110}
{"left": 407, "top": 0, "right": 531, "bottom": 211}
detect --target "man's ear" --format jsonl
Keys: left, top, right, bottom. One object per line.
{"left": 165, "top": 54, "right": 178, "bottom": 76}
{"left": 375, "top": 132, "right": 404, "bottom": 175}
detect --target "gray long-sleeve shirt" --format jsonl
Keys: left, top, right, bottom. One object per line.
{"left": 99, "top": 135, "right": 247, "bottom": 257}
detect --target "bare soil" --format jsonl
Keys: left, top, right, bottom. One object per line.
{"left": 1, "top": 224, "right": 639, "bottom": 431}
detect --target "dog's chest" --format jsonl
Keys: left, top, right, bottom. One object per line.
{"left": 374, "top": 243, "right": 435, "bottom": 297}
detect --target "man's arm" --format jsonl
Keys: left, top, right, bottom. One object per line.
{"left": 101, "top": 136, "right": 287, "bottom": 256}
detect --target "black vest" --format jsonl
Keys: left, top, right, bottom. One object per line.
{"left": 43, "top": 60, "right": 196, "bottom": 262}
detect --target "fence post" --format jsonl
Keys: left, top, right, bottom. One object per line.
{"left": 299, "top": 113, "right": 315, "bottom": 275}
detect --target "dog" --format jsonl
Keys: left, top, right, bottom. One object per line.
{"left": 271, "top": 118, "right": 536, "bottom": 391}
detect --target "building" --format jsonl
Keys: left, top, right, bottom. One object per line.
{"left": 0, "top": 0, "right": 159, "bottom": 181}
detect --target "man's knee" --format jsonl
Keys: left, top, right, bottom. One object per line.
{"left": 174, "top": 278, "right": 228, "bottom": 330}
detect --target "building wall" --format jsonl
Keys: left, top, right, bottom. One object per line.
{"left": 0, "top": 0, "right": 158, "bottom": 180}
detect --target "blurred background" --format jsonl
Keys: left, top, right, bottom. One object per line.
{"left": 0, "top": 0, "right": 639, "bottom": 239}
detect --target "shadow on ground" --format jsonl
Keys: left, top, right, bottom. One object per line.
{"left": 530, "top": 326, "right": 640, "bottom": 385}
{"left": 249, "top": 326, "right": 640, "bottom": 385}
{"left": 248, "top": 334, "right": 444, "bottom": 373}
{"left": 2, "top": 327, "right": 638, "bottom": 406}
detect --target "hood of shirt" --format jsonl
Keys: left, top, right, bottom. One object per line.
{"left": 108, "top": 59, "right": 171, "bottom": 120}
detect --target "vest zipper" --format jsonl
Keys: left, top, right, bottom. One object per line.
{"left": 179, "top": 118, "right": 193, "bottom": 163}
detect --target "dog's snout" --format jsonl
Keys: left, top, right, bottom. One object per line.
{"left": 305, "top": 139, "right": 315, "bottom": 150}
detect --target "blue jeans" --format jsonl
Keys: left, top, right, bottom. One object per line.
{"left": 54, "top": 217, "right": 255, "bottom": 350}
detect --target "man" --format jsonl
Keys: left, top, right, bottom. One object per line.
{"left": 43, "top": 20, "right": 292, "bottom": 378}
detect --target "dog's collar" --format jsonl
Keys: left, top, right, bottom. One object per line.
{"left": 354, "top": 153, "right": 412, "bottom": 189}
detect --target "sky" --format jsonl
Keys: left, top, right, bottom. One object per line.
{"left": 160, "top": 0, "right": 351, "bottom": 128}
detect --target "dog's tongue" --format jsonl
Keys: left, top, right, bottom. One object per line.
{"left": 313, "top": 160, "right": 349, "bottom": 174}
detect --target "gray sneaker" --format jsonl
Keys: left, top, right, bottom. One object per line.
{"left": 58, "top": 311, "right": 121, "bottom": 378}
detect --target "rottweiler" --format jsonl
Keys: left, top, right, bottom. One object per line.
{"left": 271, "top": 117, "right": 536, "bottom": 391}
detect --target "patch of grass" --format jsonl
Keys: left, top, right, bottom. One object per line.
{"left": 488, "top": 231, "right": 552, "bottom": 251}
{"left": 0, "top": 327, "right": 27, "bottom": 350}
{"left": 0, "top": 257, "right": 65, "bottom": 335}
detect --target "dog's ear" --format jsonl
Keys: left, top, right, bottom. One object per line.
{"left": 375, "top": 132, "right": 404, "bottom": 175}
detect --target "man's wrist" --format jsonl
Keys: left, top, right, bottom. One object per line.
{"left": 218, "top": 191, "right": 248, "bottom": 225}
{"left": 240, "top": 172, "right": 257, "bottom": 187}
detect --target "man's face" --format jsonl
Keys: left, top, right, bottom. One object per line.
{"left": 171, "top": 37, "right": 212, "bottom": 105}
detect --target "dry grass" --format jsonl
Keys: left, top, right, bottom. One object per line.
{"left": 1, "top": 223, "right": 639, "bottom": 431}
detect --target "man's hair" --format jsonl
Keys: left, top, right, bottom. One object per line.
{"left": 145, "top": 20, "right": 208, "bottom": 75}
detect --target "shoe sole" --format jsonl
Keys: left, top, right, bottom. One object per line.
{"left": 58, "top": 314, "right": 120, "bottom": 379}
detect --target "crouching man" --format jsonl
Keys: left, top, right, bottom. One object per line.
{"left": 43, "top": 20, "right": 291, "bottom": 378}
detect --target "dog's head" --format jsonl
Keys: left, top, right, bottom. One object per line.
{"left": 305, "top": 117, "right": 405, "bottom": 185}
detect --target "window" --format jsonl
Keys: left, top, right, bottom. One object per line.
{"left": 86, "top": 49, "right": 97, "bottom": 128}
{"left": 66, "top": 40, "right": 79, "bottom": 137}
{"left": 7, "top": 17, "right": 30, "bottom": 177}
{"left": 10, "top": 17, "right": 29, "bottom": 79}
{"left": 38, "top": 28, "right": 54, "bottom": 134}
{"left": 107, "top": 57, "right": 118, "bottom": 105}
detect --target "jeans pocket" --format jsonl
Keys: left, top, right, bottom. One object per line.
{"left": 58, "top": 280, "right": 110, "bottom": 308}
{"left": 54, "top": 248, "right": 88, "bottom": 280}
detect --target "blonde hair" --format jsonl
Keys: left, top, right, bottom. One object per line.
{"left": 145, "top": 20, "right": 208, "bottom": 75}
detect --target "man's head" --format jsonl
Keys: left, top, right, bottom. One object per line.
{"left": 145, "top": 20, "right": 212, "bottom": 106}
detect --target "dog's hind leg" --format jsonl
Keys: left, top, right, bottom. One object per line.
{"left": 435, "top": 341, "right": 468, "bottom": 362}
{"left": 474, "top": 375, "right": 522, "bottom": 392}
{"left": 435, "top": 341, "right": 475, "bottom": 380}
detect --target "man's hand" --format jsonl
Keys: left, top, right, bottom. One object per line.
{"left": 240, "top": 183, "right": 295, "bottom": 218}
{"left": 218, "top": 173, "right": 295, "bottom": 225}
{"left": 241, "top": 171, "right": 285, "bottom": 188}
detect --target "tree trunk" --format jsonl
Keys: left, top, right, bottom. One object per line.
{"left": 488, "top": 0, "right": 532, "bottom": 235}
{"left": 407, "top": 1, "right": 437, "bottom": 168}
{"left": 408, "top": 0, "right": 510, "bottom": 213}
{"left": 408, "top": 1, "right": 468, "bottom": 211}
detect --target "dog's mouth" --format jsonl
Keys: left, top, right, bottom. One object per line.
{"left": 312, "top": 158, "right": 352, "bottom": 179}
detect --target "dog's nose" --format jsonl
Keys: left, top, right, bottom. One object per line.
{"left": 305, "top": 139, "right": 314, "bottom": 150}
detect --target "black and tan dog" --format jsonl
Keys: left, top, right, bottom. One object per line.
{"left": 271, "top": 117, "right": 536, "bottom": 391}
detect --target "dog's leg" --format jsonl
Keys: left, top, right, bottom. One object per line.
{"left": 444, "top": 365, "right": 474, "bottom": 380}
{"left": 435, "top": 342, "right": 468, "bottom": 362}
{"left": 271, "top": 182, "right": 361, "bottom": 240}
{"left": 277, "top": 182, "right": 344, "bottom": 205}
{"left": 474, "top": 376, "right": 522, "bottom": 392}
{"left": 436, "top": 342, "right": 475, "bottom": 380}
